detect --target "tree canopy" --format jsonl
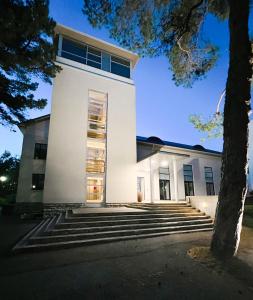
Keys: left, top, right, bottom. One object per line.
{"left": 0, "top": 151, "right": 20, "bottom": 203}
{"left": 0, "top": 0, "right": 60, "bottom": 128}
{"left": 83, "top": 0, "right": 253, "bottom": 258}
{"left": 83, "top": 0, "right": 228, "bottom": 87}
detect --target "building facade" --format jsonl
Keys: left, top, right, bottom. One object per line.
{"left": 16, "top": 24, "right": 222, "bottom": 214}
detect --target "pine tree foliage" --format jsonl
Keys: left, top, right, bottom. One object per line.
{"left": 0, "top": 151, "right": 20, "bottom": 199}
{"left": 0, "top": 0, "right": 61, "bottom": 128}
{"left": 83, "top": 0, "right": 228, "bottom": 87}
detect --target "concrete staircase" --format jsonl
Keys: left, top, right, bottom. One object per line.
{"left": 13, "top": 203, "right": 213, "bottom": 253}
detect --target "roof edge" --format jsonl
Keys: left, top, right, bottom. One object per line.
{"left": 137, "top": 136, "right": 221, "bottom": 156}
{"left": 18, "top": 114, "right": 50, "bottom": 128}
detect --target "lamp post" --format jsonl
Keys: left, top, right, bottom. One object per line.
{"left": 0, "top": 176, "right": 7, "bottom": 182}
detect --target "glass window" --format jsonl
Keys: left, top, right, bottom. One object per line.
{"left": 183, "top": 165, "right": 193, "bottom": 181}
{"left": 34, "top": 143, "right": 47, "bottom": 160}
{"left": 205, "top": 167, "right": 215, "bottom": 195}
{"left": 32, "top": 174, "right": 45, "bottom": 190}
{"left": 86, "top": 91, "right": 107, "bottom": 203}
{"left": 61, "top": 38, "right": 87, "bottom": 64}
{"left": 111, "top": 56, "right": 130, "bottom": 66}
{"left": 111, "top": 62, "right": 130, "bottom": 78}
{"left": 183, "top": 165, "right": 194, "bottom": 196}
{"left": 58, "top": 36, "right": 131, "bottom": 78}
{"left": 87, "top": 177, "right": 104, "bottom": 201}
{"left": 87, "top": 46, "right": 101, "bottom": 69}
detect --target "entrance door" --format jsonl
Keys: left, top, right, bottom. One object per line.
{"left": 159, "top": 179, "right": 171, "bottom": 200}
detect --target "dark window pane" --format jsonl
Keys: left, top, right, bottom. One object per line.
{"left": 87, "top": 60, "right": 101, "bottom": 69}
{"left": 183, "top": 165, "right": 192, "bottom": 171}
{"left": 111, "top": 62, "right": 130, "bottom": 78}
{"left": 34, "top": 143, "right": 47, "bottom": 160}
{"left": 111, "top": 56, "right": 130, "bottom": 66}
{"left": 206, "top": 182, "right": 215, "bottom": 195}
{"left": 62, "top": 38, "right": 87, "bottom": 57}
{"left": 88, "top": 47, "right": 101, "bottom": 56}
{"left": 184, "top": 181, "right": 194, "bottom": 196}
{"left": 61, "top": 51, "right": 86, "bottom": 64}
{"left": 87, "top": 53, "right": 101, "bottom": 63}
{"left": 32, "top": 174, "right": 45, "bottom": 190}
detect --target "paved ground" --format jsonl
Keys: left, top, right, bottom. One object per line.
{"left": 1, "top": 215, "right": 253, "bottom": 300}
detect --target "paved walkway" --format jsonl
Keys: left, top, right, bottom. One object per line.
{"left": 0, "top": 215, "right": 253, "bottom": 300}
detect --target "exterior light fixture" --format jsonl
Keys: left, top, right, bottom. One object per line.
{"left": 0, "top": 176, "right": 7, "bottom": 182}
{"left": 32, "top": 185, "right": 36, "bottom": 189}
{"left": 160, "top": 160, "right": 168, "bottom": 167}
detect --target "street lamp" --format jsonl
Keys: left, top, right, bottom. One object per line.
{"left": 0, "top": 176, "right": 7, "bottom": 182}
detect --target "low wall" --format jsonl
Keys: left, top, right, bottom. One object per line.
{"left": 186, "top": 196, "right": 218, "bottom": 219}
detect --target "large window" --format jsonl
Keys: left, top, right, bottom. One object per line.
{"left": 60, "top": 37, "right": 131, "bottom": 78}
{"left": 183, "top": 165, "right": 194, "bottom": 196}
{"left": 159, "top": 167, "right": 171, "bottom": 200}
{"left": 32, "top": 174, "right": 45, "bottom": 190}
{"left": 34, "top": 143, "right": 47, "bottom": 160}
{"left": 86, "top": 91, "right": 107, "bottom": 202}
{"left": 205, "top": 167, "right": 215, "bottom": 195}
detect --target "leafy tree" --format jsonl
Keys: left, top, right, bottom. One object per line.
{"left": 0, "top": 0, "right": 61, "bottom": 128}
{"left": 0, "top": 151, "right": 20, "bottom": 203}
{"left": 83, "top": 0, "right": 252, "bottom": 258}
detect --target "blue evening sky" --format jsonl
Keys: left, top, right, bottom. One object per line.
{"left": 1, "top": 0, "right": 236, "bottom": 156}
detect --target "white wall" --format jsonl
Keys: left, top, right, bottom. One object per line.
{"left": 187, "top": 196, "right": 218, "bottom": 218}
{"left": 43, "top": 61, "right": 136, "bottom": 204}
{"left": 16, "top": 119, "right": 49, "bottom": 203}
{"left": 137, "top": 147, "right": 221, "bottom": 202}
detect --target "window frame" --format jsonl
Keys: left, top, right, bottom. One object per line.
{"left": 59, "top": 36, "right": 131, "bottom": 78}
{"left": 183, "top": 164, "right": 195, "bottom": 196}
{"left": 32, "top": 174, "right": 45, "bottom": 190}
{"left": 204, "top": 166, "right": 215, "bottom": 195}
{"left": 34, "top": 143, "right": 47, "bottom": 160}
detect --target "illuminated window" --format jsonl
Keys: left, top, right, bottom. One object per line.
{"left": 87, "top": 177, "right": 104, "bottom": 201}
{"left": 86, "top": 91, "right": 107, "bottom": 202}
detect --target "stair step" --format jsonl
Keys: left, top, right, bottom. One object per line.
{"left": 57, "top": 215, "right": 210, "bottom": 229}
{"left": 14, "top": 227, "right": 212, "bottom": 253}
{"left": 29, "top": 223, "right": 213, "bottom": 244}
{"left": 63, "top": 212, "right": 205, "bottom": 223}
{"left": 48, "top": 219, "right": 213, "bottom": 235}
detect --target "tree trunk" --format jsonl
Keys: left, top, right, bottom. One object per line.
{"left": 211, "top": 0, "right": 252, "bottom": 258}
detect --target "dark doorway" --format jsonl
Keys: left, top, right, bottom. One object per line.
{"left": 159, "top": 179, "right": 171, "bottom": 200}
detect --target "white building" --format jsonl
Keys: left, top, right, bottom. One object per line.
{"left": 16, "top": 24, "right": 222, "bottom": 214}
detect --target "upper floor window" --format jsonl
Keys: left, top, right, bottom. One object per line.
{"left": 111, "top": 56, "right": 130, "bottom": 78}
{"left": 204, "top": 167, "right": 215, "bottom": 195}
{"left": 59, "top": 37, "right": 131, "bottom": 78}
{"left": 32, "top": 174, "right": 45, "bottom": 190}
{"left": 34, "top": 143, "right": 47, "bottom": 160}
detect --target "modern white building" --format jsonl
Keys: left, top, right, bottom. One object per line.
{"left": 16, "top": 24, "right": 222, "bottom": 214}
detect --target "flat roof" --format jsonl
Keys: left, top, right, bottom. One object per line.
{"left": 137, "top": 136, "right": 221, "bottom": 156}
{"left": 55, "top": 24, "right": 139, "bottom": 67}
